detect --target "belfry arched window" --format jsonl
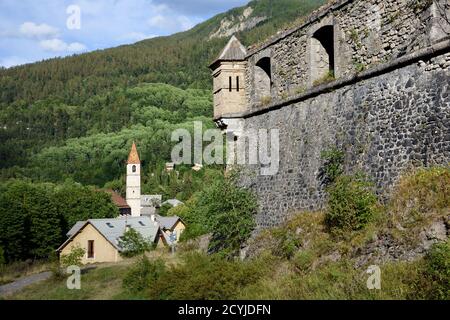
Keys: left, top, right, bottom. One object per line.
{"left": 132, "top": 165, "right": 136, "bottom": 173}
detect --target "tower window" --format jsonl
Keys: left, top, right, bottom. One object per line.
{"left": 236, "top": 76, "right": 240, "bottom": 92}
{"left": 229, "top": 76, "right": 232, "bottom": 92}
{"left": 132, "top": 165, "right": 136, "bottom": 173}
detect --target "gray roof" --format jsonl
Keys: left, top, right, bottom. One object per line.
{"left": 141, "top": 206, "right": 157, "bottom": 216}
{"left": 162, "top": 199, "right": 184, "bottom": 207}
{"left": 155, "top": 214, "right": 181, "bottom": 231}
{"left": 211, "top": 36, "right": 247, "bottom": 66}
{"left": 141, "top": 195, "right": 162, "bottom": 207}
{"left": 67, "top": 221, "right": 86, "bottom": 237}
{"left": 58, "top": 217, "right": 160, "bottom": 252}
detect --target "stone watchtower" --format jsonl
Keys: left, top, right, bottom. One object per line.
{"left": 126, "top": 142, "right": 141, "bottom": 217}
{"left": 209, "top": 36, "right": 248, "bottom": 135}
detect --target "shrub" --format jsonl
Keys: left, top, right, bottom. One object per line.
{"left": 422, "top": 240, "right": 450, "bottom": 299}
{"left": 123, "top": 256, "right": 166, "bottom": 293}
{"left": 206, "top": 176, "right": 257, "bottom": 258}
{"left": 319, "top": 148, "right": 344, "bottom": 186}
{"left": 148, "top": 252, "right": 271, "bottom": 300}
{"left": 60, "top": 246, "right": 85, "bottom": 268}
{"left": 158, "top": 203, "right": 173, "bottom": 217}
{"left": 169, "top": 196, "right": 209, "bottom": 241}
{"left": 118, "top": 227, "right": 153, "bottom": 258}
{"left": 171, "top": 172, "right": 257, "bottom": 258}
{"left": 325, "top": 174, "right": 378, "bottom": 233}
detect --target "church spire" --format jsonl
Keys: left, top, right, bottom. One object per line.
{"left": 127, "top": 142, "right": 141, "bottom": 164}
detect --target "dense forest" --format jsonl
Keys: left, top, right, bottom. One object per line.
{"left": 0, "top": 0, "right": 327, "bottom": 263}
{"left": 0, "top": 0, "right": 326, "bottom": 173}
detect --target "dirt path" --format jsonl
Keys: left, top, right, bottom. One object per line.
{"left": 0, "top": 271, "right": 52, "bottom": 297}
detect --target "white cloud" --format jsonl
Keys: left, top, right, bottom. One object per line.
{"left": 0, "top": 56, "right": 32, "bottom": 68}
{"left": 39, "top": 39, "right": 86, "bottom": 52}
{"left": 19, "top": 22, "right": 59, "bottom": 39}
{"left": 147, "top": 14, "right": 195, "bottom": 32}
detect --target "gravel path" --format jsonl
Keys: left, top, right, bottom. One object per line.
{"left": 0, "top": 271, "right": 52, "bottom": 297}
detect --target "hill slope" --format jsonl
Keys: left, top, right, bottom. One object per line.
{"left": 0, "top": 0, "right": 327, "bottom": 173}
{"left": 0, "top": 0, "right": 326, "bottom": 106}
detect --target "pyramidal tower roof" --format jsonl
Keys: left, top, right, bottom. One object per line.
{"left": 210, "top": 35, "right": 247, "bottom": 68}
{"left": 127, "top": 142, "right": 141, "bottom": 164}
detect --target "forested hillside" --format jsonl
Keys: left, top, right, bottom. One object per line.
{"left": 0, "top": 0, "right": 326, "bottom": 174}
{"left": 0, "top": 0, "right": 327, "bottom": 264}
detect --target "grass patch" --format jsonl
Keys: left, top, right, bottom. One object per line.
{"left": 0, "top": 260, "right": 53, "bottom": 286}
{"left": 313, "top": 71, "right": 335, "bottom": 86}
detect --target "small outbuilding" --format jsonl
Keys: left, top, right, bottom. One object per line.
{"left": 57, "top": 216, "right": 163, "bottom": 264}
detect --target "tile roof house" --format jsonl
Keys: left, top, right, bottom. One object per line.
{"left": 104, "top": 189, "right": 131, "bottom": 216}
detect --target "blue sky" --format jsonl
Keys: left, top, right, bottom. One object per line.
{"left": 0, "top": 0, "right": 249, "bottom": 68}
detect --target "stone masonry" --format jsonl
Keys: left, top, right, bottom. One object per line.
{"left": 210, "top": 0, "right": 450, "bottom": 229}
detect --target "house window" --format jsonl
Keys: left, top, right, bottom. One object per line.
{"left": 87, "top": 240, "right": 94, "bottom": 259}
{"left": 255, "top": 57, "right": 271, "bottom": 101}
{"left": 132, "top": 165, "right": 136, "bottom": 173}
{"left": 229, "top": 76, "right": 232, "bottom": 92}
{"left": 236, "top": 76, "right": 240, "bottom": 92}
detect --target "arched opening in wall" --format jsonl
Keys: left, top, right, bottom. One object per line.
{"left": 132, "top": 165, "right": 136, "bottom": 173}
{"left": 311, "top": 25, "right": 335, "bottom": 84}
{"left": 255, "top": 57, "right": 272, "bottom": 102}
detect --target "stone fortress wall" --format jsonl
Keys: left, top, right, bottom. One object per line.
{"left": 211, "top": 0, "right": 450, "bottom": 229}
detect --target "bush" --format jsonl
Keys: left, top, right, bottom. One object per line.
{"left": 123, "top": 256, "right": 166, "bottom": 293}
{"left": 325, "top": 174, "right": 378, "bottom": 233}
{"left": 148, "top": 252, "right": 271, "bottom": 300}
{"left": 158, "top": 203, "right": 173, "bottom": 217}
{"left": 206, "top": 175, "right": 257, "bottom": 258}
{"left": 60, "top": 246, "right": 85, "bottom": 268}
{"left": 171, "top": 172, "right": 257, "bottom": 258}
{"left": 319, "top": 148, "right": 344, "bottom": 186}
{"left": 118, "top": 227, "right": 153, "bottom": 258}
{"left": 422, "top": 240, "right": 450, "bottom": 299}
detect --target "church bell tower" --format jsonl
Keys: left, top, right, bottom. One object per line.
{"left": 126, "top": 142, "right": 141, "bottom": 217}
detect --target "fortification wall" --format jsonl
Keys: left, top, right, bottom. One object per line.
{"left": 209, "top": 0, "right": 450, "bottom": 229}
{"left": 240, "top": 51, "right": 450, "bottom": 228}
{"left": 244, "top": 0, "right": 449, "bottom": 107}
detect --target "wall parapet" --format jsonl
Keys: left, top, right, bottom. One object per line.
{"left": 239, "top": 38, "right": 450, "bottom": 119}
{"left": 246, "top": 0, "right": 355, "bottom": 58}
